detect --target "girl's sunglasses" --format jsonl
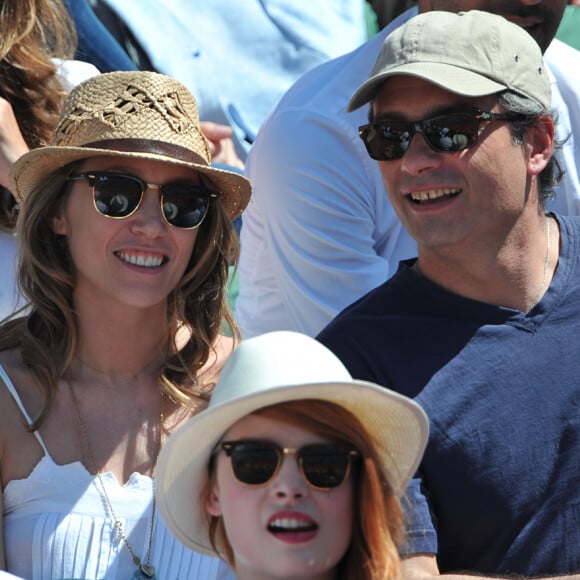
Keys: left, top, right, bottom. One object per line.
{"left": 218, "top": 439, "right": 360, "bottom": 490}
{"left": 358, "top": 109, "right": 525, "bottom": 161}
{"left": 68, "top": 171, "right": 217, "bottom": 229}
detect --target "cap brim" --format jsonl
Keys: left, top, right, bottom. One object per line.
{"left": 10, "top": 146, "right": 251, "bottom": 221}
{"left": 155, "top": 380, "right": 428, "bottom": 557}
{"left": 347, "top": 62, "right": 507, "bottom": 112}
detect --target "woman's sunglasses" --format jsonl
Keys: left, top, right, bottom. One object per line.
{"left": 68, "top": 171, "right": 217, "bottom": 229}
{"left": 358, "top": 110, "right": 525, "bottom": 161}
{"left": 218, "top": 439, "right": 360, "bottom": 490}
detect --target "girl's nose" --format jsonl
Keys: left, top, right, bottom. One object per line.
{"left": 269, "top": 455, "right": 309, "bottom": 501}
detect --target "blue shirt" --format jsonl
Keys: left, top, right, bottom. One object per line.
{"left": 100, "top": 0, "right": 367, "bottom": 160}
{"left": 318, "top": 214, "right": 580, "bottom": 575}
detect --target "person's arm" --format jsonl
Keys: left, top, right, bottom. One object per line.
{"left": 0, "top": 98, "right": 29, "bottom": 191}
{"left": 0, "top": 483, "right": 5, "bottom": 569}
{"left": 401, "top": 556, "right": 580, "bottom": 579}
{"left": 237, "top": 106, "right": 416, "bottom": 337}
{"left": 200, "top": 122, "right": 244, "bottom": 171}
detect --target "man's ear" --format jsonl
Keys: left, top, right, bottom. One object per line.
{"left": 206, "top": 482, "right": 223, "bottom": 517}
{"left": 526, "top": 115, "right": 555, "bottom": 177}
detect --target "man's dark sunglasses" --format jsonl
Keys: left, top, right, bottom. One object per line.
{"left": 68, "top": 171, "right": 217, "bottom": 229}
{"left": 218, "top": 439, "right": 360, "bottom": 490}
{"left": 359, "top": 110, "right": 526, "bottom": 161}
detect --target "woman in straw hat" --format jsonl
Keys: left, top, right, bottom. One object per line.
{"left": 156, "top": 331, "right": 429, "bottom": 580}
{"left": 0, "top": 71, "right": 250, "bottom": 579}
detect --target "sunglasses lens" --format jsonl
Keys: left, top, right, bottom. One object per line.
{"left": 424, "top": 115, "right": 478, "bottom": 152}
{"left": 161, "top": 184, "right": 211, "bottom": 229}
{"left": 229, "top": 442, "right": 279, "bottom": 485}
{"left": 92, "top": 174, "right": 142, "bottom": 218}
{"left": 362, "top": 121, "right": 408, "bottom": 161}
{"left": 300, "top": 445, "right": 353, "bottom": 489}
{"left": 361, "top": 113, "right": 482, "bottom": 161}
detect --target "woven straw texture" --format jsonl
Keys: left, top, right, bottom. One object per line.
{"left": 10, "top": 71, "right": 251, "bottom": 220}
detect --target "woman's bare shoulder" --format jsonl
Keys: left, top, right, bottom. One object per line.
{"left": 214, "top": 334, "right": 238, "bottom": 360}
{"left": 0, "top": 348, "right": 28, "bottom": 385}
{"left": 201, "top": 334, "right": 238, "bottom": 379}
{"left": 0, "top": 349, "right": 41, "bottom": 473}
{"left": 0, "top": 349, "right": 37, "bottom": 412}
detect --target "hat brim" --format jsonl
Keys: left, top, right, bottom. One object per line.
{"left": 347, "top": 62, "right": 507, "bottom": 112}
{"left": 155, "top": 380, "right": 428, "bottom": 557}
{"left": 10, "top": 146, "right": 251, "bottom": 221}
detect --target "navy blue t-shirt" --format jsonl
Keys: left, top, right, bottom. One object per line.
{"left": 318, "top": 214, "right": 580, "bottom": 576}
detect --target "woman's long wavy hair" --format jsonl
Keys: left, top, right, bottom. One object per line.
{"left": 0, "top": 0, "right": 76, "bottom": 230}
{"left": 0, "top": 160, "right": 239, "bottom": 429}
{"left": 205, "top": 400, "right": 404, "bottom": 580}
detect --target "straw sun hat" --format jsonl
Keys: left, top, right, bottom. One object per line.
{"left": 9, "top": 70, "right": 251, "bottom": 220}
{"left": 155, "top": 330, "right": 429, "bottom": 556}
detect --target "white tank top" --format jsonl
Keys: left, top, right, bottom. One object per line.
{"left": 0, "top": 364, "right": 233, "bottom": 580}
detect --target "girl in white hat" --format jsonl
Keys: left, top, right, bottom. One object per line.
{"left": 156, "top": 331, "right": 429, "bottom": 580}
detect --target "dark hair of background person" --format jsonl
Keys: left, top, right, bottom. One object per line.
{"left": 0, "top": 0, "right": 77, "bottom": 230}
{"left": 367, "top": 0, "right": 417, "bottom": 29}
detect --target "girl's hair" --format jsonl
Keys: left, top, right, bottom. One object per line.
{"left": 204, "top": 400, "right": 404, "bottom": 580}
{"left": 0, "top": 161, "right": 239, "bottom": 429}
{"left": 0, "top": 0, "right": 77, "bottom": 230}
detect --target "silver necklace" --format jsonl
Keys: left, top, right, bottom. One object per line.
{"left": 69, "top": 382, "right": 163, "bottom": 579}
{"left": 529, "top": 216, "right": 551, "bottom": 309}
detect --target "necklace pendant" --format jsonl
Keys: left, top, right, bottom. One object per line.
{"left": 132, "top": 564, "right": 156, "bottom": 579}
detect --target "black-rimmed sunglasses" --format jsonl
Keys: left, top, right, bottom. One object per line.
{"left": 218, "top": 440, "right": 360, "bottom": 490}
{"left": 359, "top": 110, "right": 525, "bottom": 161}
{"left": 68, "top": 171, "right": 217, "bottom": 229}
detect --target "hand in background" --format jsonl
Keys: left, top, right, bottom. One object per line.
{"left": 0, "top": 97, "right": 29, "bottom": 191}
{"left": 200, "top": 121, "right": 244, "bottom": 171}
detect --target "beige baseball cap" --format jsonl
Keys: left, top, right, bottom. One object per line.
{"left": 347, "top": 10, "right": 551, "bottom": 112}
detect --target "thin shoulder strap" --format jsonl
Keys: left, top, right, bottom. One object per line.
{"left": 0, "top": 363, "right": 49, "bottom": 455}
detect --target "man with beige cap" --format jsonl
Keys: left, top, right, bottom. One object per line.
{"left": 236, "top": 0, "right": 579, "bottom": 340}
{"left": 319, "top": 10, "right": 580, "bottom": 579}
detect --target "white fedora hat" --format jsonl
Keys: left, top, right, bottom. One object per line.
{"left": 155, "top": 331, "right": 429, "bottom": 556}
